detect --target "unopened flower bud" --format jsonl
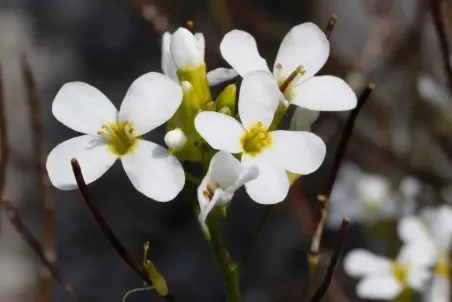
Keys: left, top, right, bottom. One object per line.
{"left": 215, "top": 84, "right": 236, "bottom": 114}
{"left": 164, "top": 128, "right": 187, "bottom": 151}
{"left": 170, "top": 27, "right": 203, "bottom": 69}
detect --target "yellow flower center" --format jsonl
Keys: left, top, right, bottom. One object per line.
{"left": 240, "top": 122, "right": 272, "bottom": 157}
{"left": 276, "top": 64, "right": 306, "bottom": 101}
{"left": 391, "top": 263, "right": 408, "bottom": 285}
{"left": 97, "top": 121, "right": 137, "bottom": 156}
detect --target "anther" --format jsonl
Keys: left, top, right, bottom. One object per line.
{"left": 275, "top": 63, "right": 282, "bottom": 71}
{"left": 214, "top": 182, "right": 220, "bottom": 188}
{"left": 128, "top": 128, "right": 134, "bottom": 134}
{"left": 202, "top": 190, "right": 209, "bottom": 197}
{"left": 186, "top": 20, "right": 194, "bottom": 32}
{"left": 97, "top": 131, "right": 104, "bottom": 136}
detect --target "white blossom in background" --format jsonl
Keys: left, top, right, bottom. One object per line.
{"left": 344, "top": 216, "right": 437, "bottom": 300}
{"left": 46, "top": 72, "right": 185, "bottom": 202}
{"left": 197, "top": 151, "right": 259, "bottom": 223}
{"left": 344, "top": 243, "right": 434, "bottom": 300}
{"left": 219, "top": 22, "right": 357, "bottom": 114}
{"left": 410, "top": 206, "right": 452, "bottom": 302}
{"left": 195, "top": 71, "right": 326, "bottom": 204}
{"left": 162, "top": 28, "right": 238, "bottom": 85}
{"left": 326, "top": 163, "right": 397, "bottom": 228}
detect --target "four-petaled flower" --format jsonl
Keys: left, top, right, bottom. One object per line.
{"left": 219, "top": 22, "right": 357, "bottom": 111}
{"left": 197, "top": 151, "right": 259, "bottom": 223}
{"left": 195, "top": 71, "right": 326, "bottom": 204}
{"left": 162, "top": 27, "right": 238, "bottom": 86}
{"left": 46, "top": 72, "right": 185, "bottom": 202}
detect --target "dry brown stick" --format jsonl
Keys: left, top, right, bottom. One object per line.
{"left": 1, "top": 199, "right": 77, "bottom": 299}
{"left": 21, "top": 56, "right": 56, "bottom": 302}
{"left": 324, "top": 15, "right": 338, "bottom": 40}
{"left": 431, "top": 0, "right": 452, "bottom": 94}
{"left": 310, "top": 218, "right": 350, "bottom": 302}
{"left": 70, "top": 159, "right": 174, "bottom": 301}
{"left": 0, "top": 64, "right": 8, "bottom": 198}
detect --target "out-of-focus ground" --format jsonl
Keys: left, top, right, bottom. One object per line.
{"left": 1, "top": 0, "right": 452, "bottom": 301}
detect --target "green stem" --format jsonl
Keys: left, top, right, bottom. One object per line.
{"left": 185, "top": 171, "right": 201, "bottom": 185}
{"left": 206, "top": 218, "right": 241, "bottom": 302}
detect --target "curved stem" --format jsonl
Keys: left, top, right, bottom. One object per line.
{"left": 206, "top": 218, "right": 241, "bottom": 302}
{"left": 185, "top": 171, "right": 201, "bottom": 185}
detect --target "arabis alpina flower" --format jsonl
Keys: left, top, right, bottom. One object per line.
{"left": 219, "top": 22, "right": 357, "bottom": 111}
{"left": 195, "top": 71, "right": 326, "bottom": 204}
{"left": 46, "top": 72, "right": 185, "bottom": 202}
{"left": 344, "top": 244, "right": 434, "bottom": 300}
{"left": 162, "top": 28, "right": 237, "bottom": 86}
{"left": 197, "top": 151, "right": 258, "bottom": 223}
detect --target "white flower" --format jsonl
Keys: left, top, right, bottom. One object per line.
{"left": 344, "top": 245, "right": 434, "bottom": 300}
{"left": 197, "top": 151, "right": 259, "bottom": 223}
{"left": 399, "top": 176, "right": 421, "bottom": 200}
{"left": 164, "top": 128, "right": 187, "bottom": 151}
{"left": 46, "top": 72, "right": 185, "bottom": 202}
{"left": 326, "top": 163, "right": 397, "bottom": 228}
{"left": 162, "top": 28, "right": 238, "bottom": 85}
{"left": 219, "top": 22, "right": 357, "bottom": 111}
{"left": 194, "top": 71, "right": 326, "bottom": 204}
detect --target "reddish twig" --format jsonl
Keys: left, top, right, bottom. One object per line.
{"left": 324, "top": 15, "right": 338, "bottom": 40}
{"left": 431, "top": 0, "right": 452, "bottom": 94}
{"left": 70, "top": 159, "right": 174, "bottom": 301}
{"left": 1, "top": 199, "right": 77, "bottom": 299}
{"left": 21, "top": 56, "right": 56, "bottom": 302}
{"left": 310, "top": 218, "right": 350, "bottom": 302}
{"left": 0, "top": 63, "right": 8, "bottom": 198}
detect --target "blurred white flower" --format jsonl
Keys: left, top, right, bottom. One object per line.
{"left": 344, "top": 244, "right": 434, "bottom": 300}
{"left": 197, "top": 151, "right": 258, "bottom": 223}
{"left": 219, "top": 22, "right": 357, "bottom": 112}
{"left": 195, "top": 71, "right": 326, "bottom": 204}
{"left": 46, "top": 72, "right": 185, "bottom": 202}
{"left": 326, "top": 163, "right": 397, "bottom": 228}
{"left": 162, "top": 28, "right": 237, "bottom": 85}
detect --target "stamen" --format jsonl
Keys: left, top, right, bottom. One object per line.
{"left": 214, "top": 182, "right": 220, "bottom": 188}
{"left": 97, "top": 131, "right": 104, "bottom": 136}
{"left": 279, "top": 65, "right": 306, "bottom": 93}
{"left": 275, "top": 63, "right": 282, "bottom": 71}
{"left": 186, "top": 20, "right": 194, "bottom": 32}
{"left": 128, "top": 128, "right": 134, "bottom": 134}
{"left": 202, "top": 190, "right": 210, "bottom": 197}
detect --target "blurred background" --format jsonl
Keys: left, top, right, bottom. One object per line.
{"left": 1, "top": 0, "right": 452, "bottom": 301}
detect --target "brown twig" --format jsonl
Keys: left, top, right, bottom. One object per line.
{"left": 0, "top": 64, "right": 8, "bottom": 198}
{"left": 431, "top": 0, "right": 452, "bottom": 94}
{"left": 21, "top": 56, "right": 56, "bottom": 302}
{"left": 70, "top": 159, "right": 174, "bottom": 301}
{"left": 310, "top": 217, "right": 350, "bottom": 302}
{"left": 0, "top": 199, "right": 77, "bottom": 299}
{"left": 324, "top": 15, "right": 338, "bottom": 40}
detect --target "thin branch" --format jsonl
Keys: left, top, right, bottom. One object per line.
{"left": 239, "top": 204, "right": 274, "bottom": 269}
{"left": 324, "top": 14, "right": 338, "bottom": 40}
{"left": 21, "top": 56, "right": 56, "bottom": 302}
{"left": 70, "top": 159, "right": 174, "bottom": 301}
{"left": 1, "top": 199, "right": 78, "bottom": 299}
{"left": 0, "top": 63, "right": 8, "bottom": 197}
{"left": 310, "top": 217, "right": 350, "bottom": 302}
{"left": 431, "top": 0, "right": 452, "bottom": 94}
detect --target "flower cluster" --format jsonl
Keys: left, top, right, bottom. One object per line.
{"left": 46, "top": 22, "right": 357, "bottom": 219}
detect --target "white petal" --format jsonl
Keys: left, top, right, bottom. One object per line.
{"left": 343, "top": 249, "right": 392, "bottom": 277}
{"left": 289, "top": 107, "right": 319, "bottom": 131}
{"left": 194, "top": 33, "right": 205, "bottom": 59}
{"left": 161, "top": 32, "right": 178, "bottom": 81}
{"left": 197, "top": 151, "right": 242, "bottom": 205}
{"left": 266, "top": 130, "right": 326, "bottom": 175}
{"left": 356, "top": 275, "right": 402, "bottom": 300}
{"left": 119, "top": 72, "right": 183, "bottom": 136}
{"left": 407, "top": 266, "right": 432, "bottom": 291}
{"left": 170, "top": 27, "right": 203, "bottom": 69}
{"left": 52, "top": 82, "right": 118, "bottom": 135}
{"left": 424, "top": 276, "right": 449, "bottom": 302}
{"left": 241, "top": 155, "right": 289, "bottom": 204}
{"left": 121, "top": 140, "right": 184, "bottom": 202}
{"left": 207, "top": 68, "right": 239, "bottom": 86}
{"left": 224, "top": 164, "right": 259, "bottom": 197}
{"left": 274, "top": 22, "right": 329, "bottom": 81}
{"left": 397, "top": 243, "right": 436, "bottom": 268}
{"left": 198, "top": 189, "right": 223, "bottom": 223}
{"left": 219, "top": 29, "right": 269, "bottom": 76}
{"left": 239, "top": 70, "right": 281, "bottom": 130}
{"left": 398, "top": 216, "right": 434, "bottom": 247}
{"left": 291, "top": 76, "right": 357, "bottom": 111}
{"left": 399, "top": 177, "right": 421, "bottom": 198}
{"left": 46, "top": 135, "right": 117, "bottom": 190}
{"left": 194, "top": 112, "right": 245, "bottom": 153}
